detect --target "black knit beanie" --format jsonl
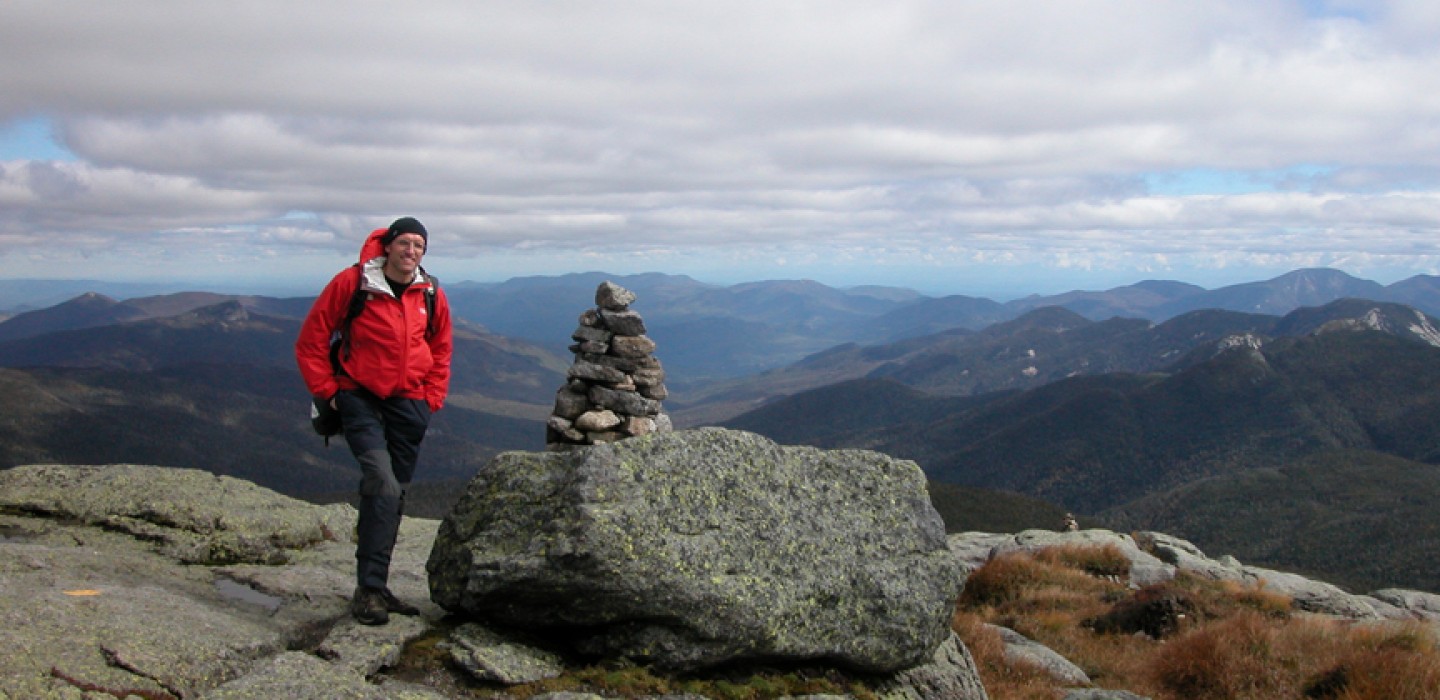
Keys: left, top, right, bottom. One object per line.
{"left": 382, "top": 216, "right": 428, "bottom": 246}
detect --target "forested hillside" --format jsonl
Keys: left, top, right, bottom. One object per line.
{"left": 728, "top": 326, "right": 1440, "bottom": 591}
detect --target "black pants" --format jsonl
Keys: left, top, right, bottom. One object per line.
{"left": 335, "top": 389, "right": 431, "bottom": 590}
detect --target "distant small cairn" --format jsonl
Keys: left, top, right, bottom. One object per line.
{"left": 546, "top": 281, "right": 673, "bottom": 449}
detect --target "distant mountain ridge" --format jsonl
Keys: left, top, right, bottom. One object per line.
{"left": 1004, "top": 278, "right": 1206, "bottom": 320}
{"left": 675, "top": 300, "right": 1425, "bottom": 426}
{"left": 444, "top": 268, "right": 1440, "bottom": 361}
{"left": 443, "top": 272, "right": 916, "bottom": 380}
{"left": 0, "top": 301, "right": 566, "bottom": 400}
{"left": 6, "top": 268, "right": 1440, "bottom": 382}
{"left": 1001, "top": 268, "right": 1432, "bottom": 324}
{"left": 0, "top": 292, "right": 146, "bottom": 344}
{"left": 0, "top": 299, "right": 568, "bottom": 495}
{"left": 10, "top": 268, "right": 1434, "bottom": 429}
{"left": 1160, "top": 268, "right": 1389, "bottom": 318}
{"left": 0, "top": 301, "right": 299, "bottom": 370}
{"left": 4, "top": 270, "right": 1440, "bottom": 595}
{"left": 0, "top": 290, "right": 313, "bottom": 344}
{"left": 730, "top": 308, "right": 1440, "bottom": 508}
{"left": 724, "top": 308, "right": 1440, "bottom": 591}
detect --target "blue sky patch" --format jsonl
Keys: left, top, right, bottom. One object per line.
{"left": 0, "top": 116, "right": 78, "bottom": 161}
{"left": 1144, "top": 165, "right": 1336, "bottom": 196}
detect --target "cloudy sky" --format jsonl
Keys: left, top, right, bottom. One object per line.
{"left": 4, "top": 1, "right": 1440, "bottom": 299}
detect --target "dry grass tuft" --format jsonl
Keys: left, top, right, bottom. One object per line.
{"left": 1034, "top": 543, "right": 1132, "bottom": 578}
{"left": 1147, "top": 611, "right": 1299, "bottom": 699}
{"left": 1301, "top": 621, "right": 1440, "bottom": 700}
{"left": 960, "top": 549, "right": 1120, "bottom": 611}
{"left": 953, "top": 545, "right": 1440, "bottom": 700}
{"left": 952, "top": 610, "right": 1068, "bottom": 700}
{"left": 1204, "top": 577, "right": 1294, "bottom": 618}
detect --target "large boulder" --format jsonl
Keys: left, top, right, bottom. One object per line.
{"left": 427, "top": 428, "right": 961, "bottom": 672}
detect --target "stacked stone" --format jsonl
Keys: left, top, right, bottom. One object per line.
{"left": 546, "top": 281, "right": 672, "bottom": 449}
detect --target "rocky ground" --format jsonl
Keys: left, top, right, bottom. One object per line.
{"left": 5, "top": 458, "right": 1439, "bottom": 700}
{"left": 0, "top": 464, "right": 446, "bottom": 699}
{"left": 0, "top": 461, "right": 982, "bottom": 699}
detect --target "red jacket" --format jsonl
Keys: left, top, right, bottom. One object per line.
{"left": 295, "top": 228, "right": 452, "bottom": 412}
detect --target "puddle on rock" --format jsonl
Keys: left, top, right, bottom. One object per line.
{"left": 0, "top": 527, "right": 34, "bottom": 543}
{"left": 214, "top": 576, "right": 284, "bottom": 613}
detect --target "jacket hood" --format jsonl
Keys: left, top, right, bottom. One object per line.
{"left": 358, "top": 227, "right": 388, "bottom": 265}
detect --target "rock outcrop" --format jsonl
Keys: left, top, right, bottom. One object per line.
{"left": 547, "top": 281, "right": 672, "bottom": 449}
{"left": 428, "top": 427, "right": 962, "bottom": 673}
{"left": 0, "top": 463, "right": 355, "bottom": 564}
{"left": 950, "top": 528, "right": 1175, "bottom": 587}
{"left": 20, "top": 459, "right": 1440, "bottom": 698}
{"left": 875, "top": 632, "right": 990, "bottom": 700}
{"left": 0, "top": 463, "right": 440, "bottom": 699}
{"left": 985, "top": 624, "right": 1091, "bottom": 687}
{"left": 2, "top": 457, "right": 984, "bottom": 699}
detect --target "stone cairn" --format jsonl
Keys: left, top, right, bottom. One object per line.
{"left": 546, "top": 281, "right": 672, "bottom": 450}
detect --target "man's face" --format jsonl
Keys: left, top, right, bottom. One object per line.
{"left": 384, "top": 233, "right": 426, "bottom": 279}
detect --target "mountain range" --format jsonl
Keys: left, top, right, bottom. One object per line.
{"left": 451, "top": 268, "right": 1440, "bottom": 382}
{"left": 3, "top": 266, "right": 1440, "bottom": 592}
{"left": 8, "top": 267, "right": 1440, "bottom": 379}
{"left": 728, "top": 321, "right": 1440, "bottom": 508}
{"left": 723, "top": 302, "right": 1440, "bottom": 591}
{"left": 0, "top": 298, "right": 566, "bottom": 496}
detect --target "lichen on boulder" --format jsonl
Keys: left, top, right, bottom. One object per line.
{"left": 426, "top": 427, "right": 961, "bottom": 672}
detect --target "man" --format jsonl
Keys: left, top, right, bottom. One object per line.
{"left": 295, "top": 216, "right": 452, "bottom": 625}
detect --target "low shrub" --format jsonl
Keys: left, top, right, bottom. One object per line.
{"left": 1034, "top": 543, "right": 1132, "bottom": 578}
{"left": 1209, "top": 577, "right": 1294, "bottom": 618}
{"left": 960, "top": 549, "right": 1117, "bottom": 609}
{"left": 1147, "top": 614, "right": 1440, "bottom": 700}
{"left": 1302, "top": 621, "right": 1440, "bottom": 700}
{"left": 1147, "top": 611, "right": 1296, "bottom": 699}
{"left": 1084, "top": 583, "right": 1198, "bottom": 639}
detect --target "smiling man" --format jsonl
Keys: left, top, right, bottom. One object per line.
{"left": 295, "top": 216, "right": 453, "bottom": 625}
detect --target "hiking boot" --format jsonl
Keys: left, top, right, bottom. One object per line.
{"left": 350, "top": 586, "right": 389, "bottom": 625}
{"left": 378, "top": 588, "right": 420, "bottom": 616}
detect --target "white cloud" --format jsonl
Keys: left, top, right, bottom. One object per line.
{"left": 1, "top": 0, "right": 1439, "bottom": 292}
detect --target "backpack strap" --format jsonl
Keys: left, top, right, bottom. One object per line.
{"left": 328, "top": 265, "right": 368, "bottom": 375}
{"left": 421, "top": 268, "right": 439, "bottom": 341}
